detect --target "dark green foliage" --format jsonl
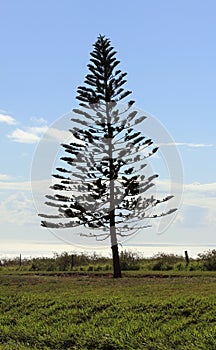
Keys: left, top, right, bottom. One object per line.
{"left": 120, "top": 250, "right": 140, "bottom": 270}
{"left": 151, "top": 253, "right": 184, "bottom": 271}
{"left": 31, "top": 257, "right": 57, "bottom": 271}
{"left": 198, "top": 249, "right": 216, "bottom": 271}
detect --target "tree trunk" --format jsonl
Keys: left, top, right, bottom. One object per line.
{"left": 107, "top": 105, "right": 122, "bottom": 278}
{"left": 111, "top": 244, "right": 122, "bottom": 278}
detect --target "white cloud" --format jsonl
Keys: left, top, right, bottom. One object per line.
{"left": 0, "top": 181, "right": 31, "bottom": 191}
{"left": 28, "top": 126, "right": 48, "bottom": 133}
{"left": 7, "top": 125, "right": 74, "bottom": 144}
{"left": 0, "top": 176, "right": 215, "bottom": 234}
{"left": 0, "top": 174, "right": 11, "bottom": 181}
{"left": 1, "top": 177, "right": 215, "bottom": 209}
{"left": 8, "top": 126, "right": 48, "bottom": 144}
{"left": 45, "top": 127, "right": 73, "bottom": 143}
{"left": 156, "top": 179, "right": 216, "bottom": 195}
{"left": 0, "top": 192, "right": 37, "bottom": 225}
{"left": 158, "top": 142, "right": 214, "bottom": 148}
{"left": 182, "top": 183, "right": 216, "bottom": 211}
{"left": 0, "top": 113, "right": 16, "bottom": 125}
{"left": 30, "top": 117, "right": 47, "bottom": 125}
{"left": 0, "top": 179, "right": 54, "bottom": 195}
{"left": 184, "top": 182, "right": 216, "bottom": 193}
{"left": 206, "top": 208, "right": 216, "bottom": 225}
{"left": 153, "top": 179, "right": 216, "bottom": 226}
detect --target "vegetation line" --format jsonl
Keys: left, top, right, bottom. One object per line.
{"left": 1, "top": 249, "right": 216, "bottom": 273}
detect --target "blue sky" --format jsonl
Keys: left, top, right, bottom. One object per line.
{"left": 0, "top": 0, "right": 216, "bottom": 256}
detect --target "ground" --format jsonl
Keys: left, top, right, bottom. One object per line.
{"left": 0, "top": 271, "right": 216, "bottom": 349}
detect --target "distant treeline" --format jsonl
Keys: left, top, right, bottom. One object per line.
{"left": 1, "top": 250, "right": 216, "bottom": 272}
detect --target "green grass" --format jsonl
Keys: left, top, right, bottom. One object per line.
{"left": 0, "top": 273, "right": 216, "bottom": 349}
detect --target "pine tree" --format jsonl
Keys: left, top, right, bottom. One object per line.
{"left": 39, "top": 35, "right": 176, "bottom": 278}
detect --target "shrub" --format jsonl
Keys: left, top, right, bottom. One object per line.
{"left": 87, "top": 265, "right": 94, "bottom": 271}
{"left": 30, "top": 257, "right": 56, "bottom": 271}
{"left": 150, "top": 253, "right": 184, "bottom": 271}
{"left": 120, "top": 250, "right": 140, "bottom": 271}
{"left": 94, "top": 265, "right": 102, "bottom": 271}
{"left": 152, "top": 261, "right": 173, "bottom": 271}
{"left": 198, "top": 249, "right": 216, "bottom": 271}
{"left": 54, "top": 252, "right": 72, "bottom": 271}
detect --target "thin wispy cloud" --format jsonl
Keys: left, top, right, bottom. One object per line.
{"left": 157, "top": 179, "right": 216, "bottom": 195}
{"left": 0, "top": 174, "right": 11, "bottom": 181}
{"left": 158, "top": 142, "right": 214, "bottom": 148}
{"left": 0, "top": 179, "right": 53, "bottom": 192}
{"left": 0, "top": 113, "right": 16, "bottom": 125}
{"left": 0, "top": 192, "right": 37, "bottom": 225}
{"left": 30, "top": 117, "right": 47, "bottom": 125}
{"left": 0, "top": 180, "right": 31, "bottom": 191}
{"left": 46, "top": 127, "right": 72, "bottom": 143}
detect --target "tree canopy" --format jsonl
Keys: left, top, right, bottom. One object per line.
{"left": 39, "top": 35, "right": 176, "bottom": 277}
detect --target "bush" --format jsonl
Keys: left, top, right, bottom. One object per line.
{"left": 150, "top": 253, "right": 184, "bottom": 271}
{"left": 30, "top": 257, "right": 56, "bottom": 271}
{"left": 87, "top": 265, "right": 94, "bottom": 271}
{"left": 120, "top": 250, "right": 140, "bottom": 271}
{"left": 175, "top": 262, "right": 185, "bottom": 271}
{"left": 198, "top": 249, "right": 216, "bottom": 271}
{"left": 54, "top": 252, "right": 72, "bottom": 271}
{"left": 94, "top": 265, "right": 102, "bottom": 271}
{"left": 152, "top": 261, "right": 173, "bottom": 271}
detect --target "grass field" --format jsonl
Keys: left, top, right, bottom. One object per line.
{"left": 0, "top": 272, "right": 216, "bottom": 349}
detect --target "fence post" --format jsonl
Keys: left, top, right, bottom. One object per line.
{"left": 71, "top": 254, "right": 75, "bottom": 270}
{"left": 184, "top": 250, "right": 189, "bottom": 265}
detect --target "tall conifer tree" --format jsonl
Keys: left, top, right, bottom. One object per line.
{"left": 40, "top": 35, "right": 176, "bottom": 278}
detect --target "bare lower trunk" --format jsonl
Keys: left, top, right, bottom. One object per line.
{"left": 110, "top": 213, "right": 122, "bottom": 278}
{"left": 111, "top": 244, "right": 122, "bottom": 278}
